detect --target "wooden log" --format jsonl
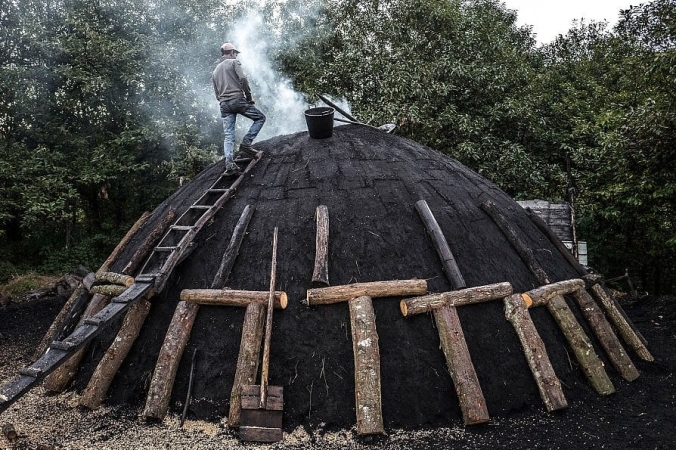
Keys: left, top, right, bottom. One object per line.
{"left": 433, "top": 305, "right": 489, "bottom": 424}
{"left": 89, "top": 285, "right": 127, "bottom": 297}
{"left": 122, "top": 209, "right": 176, "bottom": 275}
{"left": 415, "top": 200, "right": 465, "bottom": 289}
{"left": 546, "top": 295, "right": 615, "bottom": 395}
{"left": 2, "top": 423, "right": 17, "bottom": 441}
{"left": 143, "top": 300, "right": 199, "bottom": 420}
{"left": 503, "top": 294, "right": 568, "bottom": 412}
{"left": 312, "top": 205, "right": 330, "bottom": 286}
{"left": 43, "top": 294, "right": 110, "bottom": 392}
{"left": 228, "top": 302, "right": 266, "bottom": 428}
{"left": 349, "top": 296, "right": 383, "bottom": 435}
{"left": 480, "top": 201, "right": 551, "bottom": 284}
{"left": 79, "top": 298, "right": 152, "bottom": 409}
{"left": 95, "top": 272, "right": 134, "bottom": 287}
{"left": 180, "top": 289, "right": 287, "bottom": 309}
{"left": 525, "top": 279, "right": 585, "bottom": 308}
{"left": 571, "top": 289, "right": 639, "bottom": 381}
{"left": 143, "top": 205, "right": 254, "bottom": 420}
{"left": 306, "top": 279, "right": 427, "bottom": 306}
{"left": 211, "top": 205, "right": 254, "bottom": 288}
{"left": 98, "top": 211, "right": 151, "bottom": 275}
{"left": 82, "top": 272, "right": 97, "bottom": 291}
{"left": 33, "top": 286, "right": 90, "bottom": 359}
{"left": 589, "top": 282, "right": 653, "bottom": 361}
{"left": 400, "top": 282, "right": 513, "bottom": 316}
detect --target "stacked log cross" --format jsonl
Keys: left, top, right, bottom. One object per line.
{"left": 525, "top": 207, "right": 652, "bottom": 362}
{"left": 481, "top": 200, "right": 621, "bottom": 395}
{"left": 406, "top": 199, "right": 508, "bottom": 425}
{"left": 306, "top": 279, "right": 428, "bottom": 435}
{"left": 143, "top": 205, "right": 257, "bottom": 420}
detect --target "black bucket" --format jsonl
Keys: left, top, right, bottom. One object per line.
{"left": 304, "top": 107, "right": 334, "bottom": 139}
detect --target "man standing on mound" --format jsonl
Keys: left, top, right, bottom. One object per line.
{"left": 212, "top": 42, "right": 266, "bottom": 176}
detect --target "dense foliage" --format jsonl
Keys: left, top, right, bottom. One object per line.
{"left": 1, "top": 0, "right": 674, "bottom": 292}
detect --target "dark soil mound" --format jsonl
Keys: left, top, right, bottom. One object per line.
{"left": 74, "top": 125, "right": 637, "bottom": 431}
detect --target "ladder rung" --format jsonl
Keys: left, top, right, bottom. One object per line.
{"left": 84, "top": 317, "right": 103, "bottom": 326}
{"left": 19, "top": 367, "right": 42, "bottom": 378}
{"left": 208, "top": 188, "right": 229, "bottom": 193}
{"left": 50, "top": 340, "right": 77, "bottom": 351}
{"left": 190, "top": 205, "right": 212, "bottom": 210}
{"left": 155, "top": 246, "right": 177, "bottom": 252}
{"left": 170, "top": 225, "right": 194, "bottom": 231}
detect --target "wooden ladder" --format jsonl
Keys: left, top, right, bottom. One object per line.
{"left": 0, "top": 153, "right": 263, "bottom": 414}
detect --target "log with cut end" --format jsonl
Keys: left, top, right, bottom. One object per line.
{"left": 588, "top": 282, "right": 653, "bottom": 361}
{"left": 433, "top": 305, "right": 489, "bottom": 425}
{"left": 504, "top": 294, "right": 568, "bottom": 412}
{"left": 79, "top": 298, "right": 152, "bottom": 409}
{"left": 524, "top": 279, "right": 585, "bottom": 308}
{"left": 307, "top": 279, "right": 427, "bottom": 306}
{"left": 95, "top": 271, "right": 134, "bottom": 287}
{"left": 123, "top": 209, "right": 176, "bottom": 275}
{"left": 180, "top": 289, "right": 287, "bottom": 309}
{"left": 89, "top": 285, "right": 127, "bottom": 297}
{"left": 546, "top": 295, "right": 615, "bottom": 395}
{"left": 312, "top": 205, "right": 330, "bottom": 286}
{"left": 571, "top": 288, "right": 639, "bottom": 382}
{"left": 349, "top": 296, "right": 383, "bottom": 435}
{"left": 400, "top": 282, "right": 513, "bottom": 316}
{"left": 143, "top": 301, "right": 198, "bottom": 420}
{"left": 43, "top": 294, "right": 111, "bottom": 392}
{"left": 228, "top": 302, "right": 266, "bottom": 428}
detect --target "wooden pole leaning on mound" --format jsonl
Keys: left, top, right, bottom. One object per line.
{"left": 525, "top": 207, "right": 652, "bottom": 362}
{"left": 406, "top": 199, "right": 499, "bottom": 425}
{"left": 481, "top": 200, "right": 614, "bottom": 396}
{"left": 306, "top": 279, "right": 428, "bottom": 435}
{"left": 312, "top": 205, "right": 330, "bottom": 286}
{"left": 143, "top": 205, "right": 255, "bottom": 421}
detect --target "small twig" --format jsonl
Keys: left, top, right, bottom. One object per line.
{"left": 306, "top": 382, "right": 314, "bottom": 420}
{"left": 320, "top": 357, "right": 329, "bottom": 394}
{"left": 180, "top": 348, "right": 198, "bottom": 427}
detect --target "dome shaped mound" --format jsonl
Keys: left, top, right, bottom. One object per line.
{"left": 82, "top": 125, "right": 613, "bottom": 431}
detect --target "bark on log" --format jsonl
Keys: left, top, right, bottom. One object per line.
{"left": 95, "top": 272, "right": 134, "bottom": 287}
{"left": 143, "top": 301, "right": 199, "bottom": 420}
{"left": 180, "top": 289, "right": 287, "bottom": 309}
{"left": 546, "top": 295, "right": 615, "bottom": 395}
{"left": 312, "top": 205, "right": 330, "bottom": 286}
{"left": 89, "top": 285, "right": 127, "bottom": 297}
{"left": 98, "top": 211, "right": 151, "bottom": 275}
{"left": 349, "top": 296, "right": 384, "bottom": 435}
{"left": 306, "top": 279, "right": 427, "bottom": 306}
{"left": 571, "top": 289, "right": 639, "bottom": 381}
{"left": 43, "top": 294, "right": 110, "bottom": 392}
{"left": 400, "top": 282, "right": 513, "bottom": 316}
{"left": 589, "top": 282, "right": 653, "bottom": 361}
{"left": 228, "top": 302, "right": 266, "bottom": 428}
{"left": 525, "top": 279, "right": 585, "bottom": 308}
{"left": 433, "top": 305, "right": 489, "bottom": 424}
{"left": 122, "top": 209, "right": 176, "bottom": 275}
{"left": 33, "top": 286, "right": 90, "bottom": 359}
{"left": 211, "top": 205, "right": 255, "bottom": 288}
{"left": 79, "top": 298, "right": 152, "bottom": 409}
{"left": 415, "top": 200, "right": 466, "bottom": 289}
{"left": 504, "top": 294, "right": 568, "bottom": 412}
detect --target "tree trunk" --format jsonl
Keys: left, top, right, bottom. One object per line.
{"left": 79, "top": 298, "right": 152, "bottom": 409}
{"left": 400, "top": 282, "right": 512, "bottom": 316}
{"left": 307, "top": 279, "right": 427, "bottom": 306}
{"left": 349, "top": 296, "right": 383, "bottom": 435}
{"left": 433, "top": 305, "right": 489, "bottom": 425}
{"left": 504, "top": 294, "right": 568, "bottom": 412}
{"left": 312, "top": 205, "right": 330, "bottom": 286}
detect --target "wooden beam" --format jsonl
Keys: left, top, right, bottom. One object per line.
{"left": 349, "top": 296, "right": 383, "bottom": 435}
{"left": 90, "top": 285, "right": 127, "bottom": 297}
{"left": 97, "top": 211, "right": 151, "bottom": 275}
{"left": 312, "top": 205, "right": 330, "bottom": 286}
{"left": 504, "top": 294, "right": 568, "bottom": 412}
{"left": 400, "top": 282, "right": 513, "bottom": 316}
{"left": 122, "top": 209, "right": 176, "bottom": 275}
{"left": 180, "top": 289, "right": 287, "bottom": 309}
{"left": 95, "top": 272, "right": 134, "bottom": 287}
{"left": 306, "top": 279, "right": 427, "bottom": 306}
{"left": 524, "top": 279, "right": 585, "bottom": 308}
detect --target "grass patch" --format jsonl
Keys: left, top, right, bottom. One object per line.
{"left": 0, "top": 273, "right": 60, "bottom": 300}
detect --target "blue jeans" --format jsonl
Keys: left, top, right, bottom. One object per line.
{"left": 220, "top": 98, "right": 266, "bottom": 161}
